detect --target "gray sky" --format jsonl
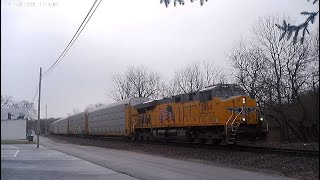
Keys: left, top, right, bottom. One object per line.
{"left": 1, "top": 0, "right": 318, "bottom": 118}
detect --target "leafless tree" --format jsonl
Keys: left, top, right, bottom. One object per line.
{"left": 1, "top": 95, "right": 14, "bottom": 108}
{"left": 1, "top": 95, "right": 37, "bottom": 120}
{"left": 13, "top": 100, "right": 37, "bottom": 119}
{"left": 111, "top": 73, "right": 132, "bottom": 101}
{"left": 11, "top": 100, "right": 34, "bottom": 108}
{"left": 202, "top": 61, "right": 227, "bottom": 87}
{"left": 26, "top": 106, "right": 37, "bottom": 120}
{"left": 173, "top": 62, "right": 203, "bottom": 94}
{"left": 172, "top": 61, "right": 227, "bottom": 94}
{"left": 84, "top": 102, "right": 105, "bottom": 111}
{"left": 158, "top": 80, "right": 181, "bottom": 98}
{"left": 306, "top": 28, "right": 319, "bottom": 138}
{"left": 229, "top": 40, "right": 267, "bottom": 99}
{"left": 72, "top": 108, "right": 80, "bottom": 115}
{"left": 251, "top": 16, "right": 296, "bottom": 141}
{"left": 308, "top": 28, "right": 319, "bottom": 92}
{"left": 111, "top": 66, "right": 162, "bottom": 100}
{"left": 229, "top": 16, "right": 317, "bottom": 141}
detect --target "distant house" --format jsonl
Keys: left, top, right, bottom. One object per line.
{"left": 1, "top": 108, "right": 28, "bottom": 140}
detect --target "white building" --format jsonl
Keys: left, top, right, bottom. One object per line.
{"left": 1, "top": 108, "right": 28, "bottom": 140}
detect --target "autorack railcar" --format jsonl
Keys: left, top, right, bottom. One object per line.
{"left": 68, "top": 112, "right": 86, "bottom": 135}
{"left": 86, "top": 97, "right": 148, "bottom": 136}
{"left": 49, "top": 97, "right": 149, "bottom": 137}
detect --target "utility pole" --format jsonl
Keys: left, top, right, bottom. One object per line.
{"left": 45, "top": 105, "right": 47, "bottom": 134}
{"left": 37, "top": 67, "right": 42, "bottom": 148}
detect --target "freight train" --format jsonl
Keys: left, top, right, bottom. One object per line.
{"left": 49, "top": 84, "right": 268, "bottom": 144}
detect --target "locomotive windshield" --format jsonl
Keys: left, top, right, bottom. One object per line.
{"left": 200, "top": 84, "right": 246, "bottom": 100}
{"left": 214, "top": 89, "right": 245, "bottom": 98}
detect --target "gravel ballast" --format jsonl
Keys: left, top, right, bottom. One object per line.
{"left": 43, "top": 134, "right": 319, "bottom": 180}
{"left": 238, "top": 140, "right": 319, "bottom": 151}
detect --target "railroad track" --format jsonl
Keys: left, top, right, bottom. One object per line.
{"left": 234, "top": 145, "right": 319, "bottom": 157}
{"left": 140, "top": 140, "right": 319, "bottom": 157}
{"left": 45, "top": 134, "right": 319, "bottom": 157}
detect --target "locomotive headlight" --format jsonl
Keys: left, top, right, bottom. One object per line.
{"left": 260, "top": 117, "right": 264, "bottom": 121}
{"left": 242, "top": 117, "right": 246, "bottom": 122}
{"left": 242, "top": 97, "right": 246, "bottom": 104}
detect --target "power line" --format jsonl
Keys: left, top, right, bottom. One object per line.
{"left": 42, "top": 0, "right": 99, "bottom": 77}
{"left": 55, "top": 0, "right": 102, "bottom": 68}
{"left": 30, "top": 0, "right": 102, "bottom": 110}
{"left": 42, "top": 0, "right": 102, "bottom": 79}
{"left": 31, "top": 0, "right": 102, "bottom": 112}
{"left": 44, "top": 0, "right": 102, "bottom": 78}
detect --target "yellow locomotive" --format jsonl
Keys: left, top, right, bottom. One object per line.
{"left": 49, "top": 84, "right": 268, "bottom": 145}
{"left": 133, "top": 84, "right": 268, "bottom": 144}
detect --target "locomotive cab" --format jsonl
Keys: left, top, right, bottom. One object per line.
{"left": 200, "top": 84, "right": 268, "bottom": 144}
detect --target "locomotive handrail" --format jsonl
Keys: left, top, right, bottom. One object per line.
{"left": 132, "top": 120, "right": 137, "bottom": 130}
{"left": 225, "top": 110, "right": 234, "bottom": 141}
{"left": 231, "top": 108, "right": 243, "bottom": 132}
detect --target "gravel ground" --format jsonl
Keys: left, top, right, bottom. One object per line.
{"left": 43, "top": 134, "right": 319, "bottom": 180}
{"left": 238, "top": 140, "right": 319, "bottom": 151}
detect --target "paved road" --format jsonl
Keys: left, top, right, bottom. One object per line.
{"left": 27, "top": 136, "right": 296, "bottom": 180}
{"left": 1, "top": 144, "right": 137, "bottom": 180}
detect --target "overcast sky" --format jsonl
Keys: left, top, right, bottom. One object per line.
{"left": 1, "top": 0, "right": 318, "bottom": 118}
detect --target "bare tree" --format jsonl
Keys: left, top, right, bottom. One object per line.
{"left": 72, "top": 108, "right": 80, "bottom": 115}
{"left": 158, "top": 80, "right": 181, "bottom": 98}
{"left": 84, "top": 102, "right": 105, "bottom": 111}
{"left": 111, "top": 73, "right": 132, "bottom": 101}
{"left": 172, "top": 61, "right": 227, "bottom": 94}
{"left": 111, "top": 66, "right": 162, "bottom": 100}
{"left": 173, "top": 62, "right": 204, "bottom": 94}
{"left": 25, "top": 105, "right": 37, "bottom": 120}
{"left": 229, "top": 40, "right": 266, "bottom": 99}
{"left": 1, "top": 95, "right": 37, "bottom": 120}
{"left": 230, "top": 15, "right": 317, "bottom": 141}
{"left": 308, "top": 28, "right": 319, "bottom": 92}
{"left": 1, "top": 95, "right": 14, "bottom": 108}
{"left": 11, "top": 100, "right": 34, "bottom": 108}
{"left": 126, "top": 66, "right": 162, "bottom": 99}
{"left": 306, "top": 28, "right": 319, "bottom": 139}
{"left": 202, "top": 61, "right": 227, "bottom": 87}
